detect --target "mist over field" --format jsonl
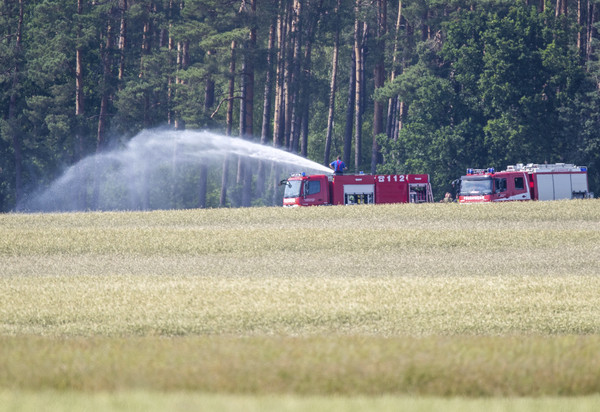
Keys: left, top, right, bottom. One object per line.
{"left": 18, "top": 129, "right": 331, "bottom": 213}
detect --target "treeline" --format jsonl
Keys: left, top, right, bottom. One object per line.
{"left": 1, "top": 0, "right": 600, "bottom": 211}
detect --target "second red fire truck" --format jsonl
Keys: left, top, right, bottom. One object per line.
{"left": 458, "top": 163, "right": 592, "bottom": 203}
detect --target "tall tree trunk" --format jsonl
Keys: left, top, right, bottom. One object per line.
{"left": 283, "top": 1, "right": 295, "bottom": 150}
{"left": 205, "top": 76, "right": 215, "bottom": 110}
{"left": 343, "top": 48, "right": 356, "bottom": 168}
{"left": 198, "top": 57, "right": 215, "bottom": 209}
{"left": 354, "top": 2, "right": 365, "bottom": 172}
{"left": 256, "top": 17, "right": 276, "bottom": 200}
{"left": 386, "top": 0, "right": 402, "bottom": 141}
{"left": 171, "top": 39, "right": 188, "bottom": 208}
{"left": 397, "top": 21, "right": 414, "bottom": 137}
{"left": 297, "top": 40, "right": 310, "bottom": 157}
{"left": 273, "top": 2, "right": 287, "bottom": 148}
{"left": 75, "top": 0, "right": 85, "bottom": 160}
{"left": 97, "top": 11, "right": 115, "bottom": 152}
{"left": 421, "top": 8, "right": 429, "bottom": 41}
{"left": 220, "top": 40, "right": 237, "bottom": 207}
{"left": 198, "top": 165, "right": 208, "bottom": 208}
{"left": 578, "top": 0, "right": 583, "bottom": 53}
{"left": 173, "top": 40, "right": 189, "bottom": 131}
{"left": 75, "top": 0, "right": 87, "bottom": 209}
{"left": 140, "top": 5, "right": 151, "bottom": 76}
{"left": 237, "top": 49, "right": 247, "bottom": 187}
{"left": 324, "top": 0, "right": 341, "bottom": 165}
{"left": 298, "top": 0, "right": 324, "bottom": 158}
{"left": 245, "top": 0, "right": 256, "bottom": 138}
{"left": 586, "top": 1, "right": 595, "bottom": 64}
{"left": 118, "top": 0, "right": 128, "bottom": 84}
{"left": 288, "top": 0, "right": 302, "bottom": 153}
{"left": 9, "top": 0, "right": 24, "bottom": 206}
{"left": 270, "top": 2, "right": 288, "bottom": 206}
{"left": 371, "top": 0, "right": 386, "bottom": 174}
{"left": 261, "top": 19, "right": 276, "bottom": 145}
{"left": 240, "top": 0, "right": 257, "bottom": 207}
{"left": 94, "top": 6, "right": 116, "bottom": 209}
{"left": 167, "top": 0, "right": 175, "bottom": 126}
{"left": 140, "top": 3, "right": 154, "bottom": 128}
{"left": 556, "top": 0, "right": 567, "bottom": 16}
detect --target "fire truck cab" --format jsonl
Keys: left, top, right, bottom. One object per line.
{"left": 281, "top": 173, "right": 434, "bottom": 206}
{"left": 459, "top": 163, "right": 591, "bottom": 203}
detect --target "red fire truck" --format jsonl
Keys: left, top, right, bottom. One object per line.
{"left": 458, "top": 163, "right": 592, "bottom": 203}
{"left": 281, "top": 173, "right": 434, "bottom": 206}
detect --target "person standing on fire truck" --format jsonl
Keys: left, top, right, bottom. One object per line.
{"left": 329, "top": 156, "right": 347, "bottom": 175}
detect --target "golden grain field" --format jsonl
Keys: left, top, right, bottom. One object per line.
{"left": 1, "top": 201, "right": 600, "bottom": 410}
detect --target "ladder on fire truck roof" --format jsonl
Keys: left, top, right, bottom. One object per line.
{"left": 505, "top": 163, "right": 586, "bottom": 173}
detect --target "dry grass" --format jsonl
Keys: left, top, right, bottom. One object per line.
{"left": 1, "top": 200, "right": 600, "bottom": 401}
{"left": 2, "top": 391, "right": 600, "bottom": 412}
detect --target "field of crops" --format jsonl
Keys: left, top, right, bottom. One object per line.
{"left": 1, "top": 200, "right": 600, "bottom": 411}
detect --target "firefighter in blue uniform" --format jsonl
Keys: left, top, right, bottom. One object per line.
{"left": 329, "top": 156, "right": 347, "bottom": 175}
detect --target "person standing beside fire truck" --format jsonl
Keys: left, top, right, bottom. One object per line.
{"left": 329, "top": 156, "right": 347, "bottom": 175}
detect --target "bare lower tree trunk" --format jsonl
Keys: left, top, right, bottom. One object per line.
{"left": 220, "top": 40, "right": 237, "bottom": 207}
{"left": 198, "top": 165, "right": 208, "bottom": 208}
{"left": 245, "top": 0, "right": 256, "bottom": 139}
{"left": 299, "top": 38, "right": 312, "bottom": 157}
{"left": 324, "top": 0, "right": 340, "bottom": 165}
{"left": 343, "top": 48, "right": 355, "bottom": 168}
{"left": 75, "top": 0, "right": 87, "bottom": 209}
{"left": 237, "top": 52, "right": 247, "bottom": 185}
{"left": 97, "top": 13, "right": 115, "bottom": 153}
{"left": 173, "top": 40, "right": 189, "bottom": 131}
{"left": 118, "top": 0, "right": 128, "bottom": 83}
{"left": 386, "top": 0, "right": 402, "bottom": 140}
{"left": 256, "top": 18, "right": 276, "bottom": 200}
{"left": 261, "top": 20, "right": 276, "bottom": 145}
{"left": 283, "top": 2, "right": 294, "bottom": 150}
{"left": 586, "top": 1, "right": 595, "bottom": 64}
{"left": 288, "top": 0, "right": 302, "bottom": 153}
{"left": 140, "top": 3, "right": 154, "bottom": 127}
{"left": 9, "top": 0, "right": 24, "bottom": 206}
{"left": 556, "top": 0, "right": 567, "bottom": 16}
{"left": 273, "top": 2, "right": 287, "bottom": 148}
{"left": 198, "top": 50, "right": 215, "bottom": 209}
{"left": 240, "top": 0, "right": 257, "bottom": 207}
{"left": 76, "top": 0, "right": 85, "bottom": 158}
{"left": 298, "top": 0, "right": 323, "bottom": 158}
{"left": 167, "top": 1, "right": 175, "bottom": 125}
{"left": 93, "top": 7, "right": 116, "bottom": 209}
{"left": 271, "top": 2, "right": 287, "bottom": 206}
{"left": 354, "top": 2, "right": 365, "bottom": 173}
{"left": 371, "top": 0, "right": 386, "bottom": 174}
{"left": 578, "top": 0, "right": 583, "bottom": 53}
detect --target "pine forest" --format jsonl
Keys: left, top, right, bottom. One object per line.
{"left": 1, "top": 0, "right": 600, "bottom": 211}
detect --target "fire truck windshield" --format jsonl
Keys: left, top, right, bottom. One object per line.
{"left": 283, "top": 180, "right": 302, "bottom": 198}
{"left": 460, "top": 176, "right": 493, "bottom": 195}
